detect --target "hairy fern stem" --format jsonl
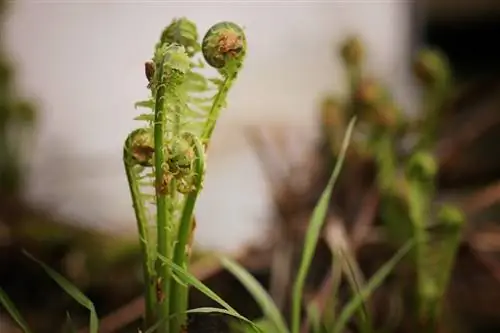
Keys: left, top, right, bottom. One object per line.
{"left": 125, "top": 18, "right": 246, "bottom": 333}
{"left": 169, "top": 133, "right": 205, "bottom": 332}
{"left": 123, "top": 133, "right": 156, "bottom": 327}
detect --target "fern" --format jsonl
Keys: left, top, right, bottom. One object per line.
{"left": 123, "top": 17, "right": 247, "bottom": 332}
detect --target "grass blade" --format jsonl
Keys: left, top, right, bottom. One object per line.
{"left": 291, "top": 116, "right": 357, "bottom": 333}
{"left": 323, "top": 257, "right": 343, "bottom": 329}
{"left": 306, "top": 303, "right": 322, "bottom": 333}
{"left": 339, "top": 248, "right": 372, "bottom": 332}
{"left": 157, "top": 254, "right": 260, "bottom": 332}
{"left": 0, "top": 287, "right": 32, "bottom": 333}
{"left": 64, "top": 312, "right": 77, "bottom": 333}
{"left": 331, "top": 240, "right": 414, "bottom": 333}
{"left": 221, "top": 256, "right": 290, "bottom": 333}
{"left": 23, "top": 250, "right": 99, "bottom": 333}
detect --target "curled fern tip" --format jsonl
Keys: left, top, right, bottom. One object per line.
{"left": 124, "top": 128, "right": 154, "bottom": 167}
{"left": 202, "top": 21, "right": 246, "bottom": 69}
{"left": 405, "top": 151, "right": 437, "bottom": 181}
{"left": 160, "top": 17, "right": 200, "bottom": 57}
{"left": 413, "top": 48, "right": 450, "bottom": 86}
{"left": 340, "top": 36, "right": 364, "bottom": 66}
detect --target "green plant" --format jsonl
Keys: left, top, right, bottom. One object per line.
{"left": 225, "top": 118, "right": 414, "bottom": 333}
{"left": 1, "top": 16, "right": 252, "bottom": 333}
{"left": 319, "top": 36, "right": 466, "bottom": 332}
{"left": 123, "top": 17, "right": 248, "bottom": 333}
{"left": 0, "top": 16, "right": 463, "bottom": 333}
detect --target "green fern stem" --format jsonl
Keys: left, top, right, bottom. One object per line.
{"left": 379, "top": 181, "right": 412, "bottom": 247}
{"left": 417, "top": 82, "right": 448, "bottom": 150}
{"left": 434, "top": 205, "right": 464, "bottom": 303}
{"left": 371, "top": 130, "right": 397, "bottom": 192}
{"left": 413, "top": 49, "right": 451, "bottom": 150}
{"left": 346, "top": 64, "right": 362, "bottom": 118}
{"left": 123, "top": 137, "right": 156, "bottom": 327}
{"left": 153, "top": 44, "right": 190, "bottom": 333}
{"left": 405, "top": 151, "right": 439, "bottom": 330}
{"left": 201, "top": 74, "right": 234, "bottom": 142}
{"left": 200, "top": 21, "right": 247, "bottom": 143}
{"left": 153, "top": 61, "right": 171, "bottom": 333}
{"left": 417, "top": 205, "right": 464, "bottom": 331}
{"left": 169, "top": 132, "right": 206, "bottom": 332}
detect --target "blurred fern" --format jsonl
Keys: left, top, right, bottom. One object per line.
{"left": 318, "top": 36, "right": 466, "bottom": 332}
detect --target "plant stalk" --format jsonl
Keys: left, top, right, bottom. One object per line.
{"left": 123, "top": 161, "right": 156, "bottom": 328}
{"left": 154, "top": 60, "right": 171, "bottom": 333}
{"left": 291, "top": 118, "right": 356, "bottom": 333}
{"left": 169, "top": 134, "right": 205, "bottom": 332}
{"left": 201, "top": 75, "right": 233, "bottom": 142}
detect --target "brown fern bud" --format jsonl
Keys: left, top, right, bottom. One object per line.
{"left": 371, "top": 103, "right": 400, "bottom": 130}
{"left": 340, "top": 36, "right": 364, "bottom": 67}
{"left": 413, "top": 49, "right": 450, "bottom": 86}
{"left": 124, "top": 128, "right": 154, "bottom": 167}
{"left": 167, "top": 137, "right": 195, "bottom": 173}
{"left": 202, "top": 21, "right": 246, "bottom": 69}
{"left": 355, "top": 78, "right": 384, "bottom": 108}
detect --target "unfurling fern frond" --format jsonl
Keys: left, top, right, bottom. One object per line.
{"left": 200, "top": 21, "right": 247, "bottom": 141}
{"left": 157, "top": 17, "right": 200, "bottom": 57}
{"left": 123, "top": 17, "right": 247, "bottom": 330}
{"left": 134, "top": 19, "right": 247, "bottom": 143}
{"left": 123, "top": 128, "right": 157, "bottom": 324}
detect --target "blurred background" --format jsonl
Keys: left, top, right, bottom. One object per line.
{"left": 1, "top": 0, "right": 500, "bottom": 332}
{"left": 3, "top": 0, "right": 415, "bottom": 250}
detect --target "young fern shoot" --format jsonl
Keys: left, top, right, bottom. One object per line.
{"left": 122, "top": 18, "right": 247, "bottom": 333}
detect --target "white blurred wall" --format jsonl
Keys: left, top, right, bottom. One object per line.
{"left": 3, "top": 0, "right": 414, "bottom": 252}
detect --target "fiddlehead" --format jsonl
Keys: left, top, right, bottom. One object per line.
{"left": 413, "top": 48, "right": 452, "bottom": 150}
{"left": 125, "top": 17, "right": 247, "bottom": 332}
{"left": 158, "top": 17, "right": 200, "bottom": 57}
{"left": 340, "top": 36, "right": 364, "bottom": 120}
{"left": 200, "top": 21, "right": 247, "bottom": 142}
{"left": 355, "top": 78, "right": 402, "bottom": 192}
{"left": 123, "top": 128, "right": 156, "bottom": 326}
{"left": 340, "top": 36, "right": 364, "bottom": 68}
{"left": 151, "top": 43, "right": 190, "bottom": 332}
{"left": 324, "top": 34, "right": 462, "bottom": 332}
{"left": 202, "top": 21, "right": 246, "bottom": 70}
{"left": 137, "top": 20, "right": 247, "bottom": 147}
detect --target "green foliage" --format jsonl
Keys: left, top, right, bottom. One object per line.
{"left": 157, "top": 254, "right": 259, "bottom": 332}
{"left": 0, "top": 14, "right": 467, "bottom": 333}
{"left": 64, "top": 313, "right": 78, "bottom": 333}
{"left": 123, "top": 17, "right": 247, "bottom": 332}
{"left": 319, "top": 36, "right": 466, "bottom": 332}
{"left": 221, "top": 256, "right": 289, "bottom": 333}
{"left": 222, "top": 116, "right": 416, "bottom": 333}
{"left": 23, "top": 251, "right": 99, "bottom": 333}
{"left": 291, "top": 117, "right": 357, "bottom": 333}
{"left": 331, "top": 240, "right": 414, "bottom": 333}
{"left": 0, "top": 287, "right": 32, "bottom": 333}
